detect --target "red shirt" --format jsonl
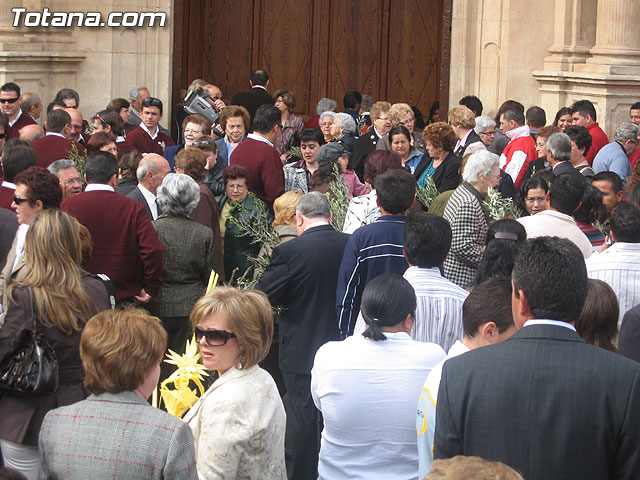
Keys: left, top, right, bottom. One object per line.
{"left": 126, "top": 126, "right": 174, "bottom": 155}
{"left": 585, "top": 123, "right": 609, "bottom": 166}
{"left": 6, "top": 111, "right": 37, "bottom": 140}
{"left": 500, "top": 134, "right": 538, "bottom": 190}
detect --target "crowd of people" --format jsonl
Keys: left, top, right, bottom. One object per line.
{"left": 0, "top": 68, "right": 640, "bottom": 480}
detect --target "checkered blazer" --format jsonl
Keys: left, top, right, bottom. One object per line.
{"left": 38, "top": 391, "right": 197, "bottom": 480}
{"left": 442, "top": 182, "right": 488, "bottom": 288}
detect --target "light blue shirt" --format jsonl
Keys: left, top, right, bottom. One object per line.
{"left": 592, "top": 141, "right": 631, "bottom": 185}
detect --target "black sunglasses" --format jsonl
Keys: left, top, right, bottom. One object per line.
{"left": 0, "top": 133, "right": 5, "bottom": 139}
{"left": 194, "top": 326, "right": 237, "bottom": 346}
{"left": 142, "top": 97, "right": 163, "bottom": 111}
{"left": 13, "top": 195, "right": 30, "bottom": 205}
{"left": 0, "top": 97, "right": 19, "bottom": 104}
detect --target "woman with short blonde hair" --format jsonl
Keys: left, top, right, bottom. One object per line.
{"left": 184, "top": 287, "right": 286, "bottom": 479}
{"left": 377, "top": 102, "right": 426, "bottom": 152}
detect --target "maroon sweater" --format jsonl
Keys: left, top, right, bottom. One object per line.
{"left": 30, "top": 134, "right": 87, "bottom": 169}
{"left": 230, "top": 136, "right": 284, "bottom": 207}
{"left": 6, "top": 112, "right": 36, "bottom": 140}
{"left": 61, "top": 189, "right": 164, "bottom": 300}
{"left": 0, "top": 185, "right": 14, "bottom": 210}
{"left": 126, "top": 126, "right": 175, "bottom": 155}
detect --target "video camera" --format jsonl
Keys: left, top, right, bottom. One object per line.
{"left": 183, "top": 87, "right": 220, "bottom": 124}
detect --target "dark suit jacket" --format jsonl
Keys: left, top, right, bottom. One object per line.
{"left": 618, "top": 304, "right": 640, "bottom": 363}
{"left": 414, "top": 152, "right": 461, "bottom": 193}
{"left": 255, "top": 224, "right": 349, "bottom": 375}
{"left": 434, "top": 324, "right": 640, "bottom": 480}
{"left": 126, "top": 185, "right": 154, "bottom": 221}
{"left": 0, "top": 207, "right": 17, "bottom": 271}
{"left": 231, "top": 87, "right": 273, "bottom": 125}
{"left": 352, "top": 128, "right": 381, "bottom": 181}
{"left": 453, "top": 130, "right": 483, "bottom": 158}
{"left": 30, "top": 134, "right": 86, "bottom": 169}
{"left": 553, "top": 161, "right": 586, "bottom": 181}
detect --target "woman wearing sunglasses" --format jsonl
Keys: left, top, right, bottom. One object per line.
{"left": 183, "top": 287, "right": 286, "bottom": 480}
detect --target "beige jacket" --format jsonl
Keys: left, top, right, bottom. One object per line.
{"left": 0, "top": 230, "right": 25, "bottom": 325}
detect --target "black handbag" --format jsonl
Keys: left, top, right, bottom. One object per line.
{"left": 0, "top": 287, "right": 59, "bottom": 395}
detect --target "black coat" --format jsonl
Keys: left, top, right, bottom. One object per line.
{"left": 453, "top": 130, "right": 484, "bottom": 159}
{"left": 255, "top": 224, "right": 349, "bottom": 375}
{"left": 230, "top": 87, "right": 273, "bottom": 126}
{"left": 414, "top": 152, "right": 461, "bottom": 193}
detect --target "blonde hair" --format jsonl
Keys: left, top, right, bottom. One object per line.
{"left": 370, "top": 101, "right": 391, "bottom": 120}
{"left": 190, "top": 287, "right": 273, "bottom": 369}
{"left": 389, "top": 103, "right": 414, "bottom": 126}
{"left": 273, "top": 190, "right": 303, "bottom": 227}
{"left": 427, "top": 456, "right": 524, "bottom": 480}
{"left": 81, "top": 308, "right": 167, "bottom": 394}
{"left": 10, "top": 209, "right": 96, "bottom": 335}
{"left": 448, "top": 105, "right": 476, "bottom": 129}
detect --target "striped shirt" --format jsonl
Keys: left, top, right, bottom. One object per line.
{"left": 586, "top": 242, "right": 640, "bottom": 325}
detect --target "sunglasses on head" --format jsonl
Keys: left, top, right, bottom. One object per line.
{"left": 142, "top": 97, "right": 163, "bottom": 110}
{"left": 194, "top": 326, "right": 237, "bottom": 346}
{"left": 0, "top": 97, "right": 19, "bottom": 104}
{"left": 13, "top": 195, "right": 30, "bottom": 205}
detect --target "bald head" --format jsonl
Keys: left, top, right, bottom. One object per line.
{"left": 19, "top": 124, "right": 45, "bottom": 143}
{"left": 137, "top": 154, "right": 170, "bottom": 194}
{"left": 65, "top": 108, "right": 83, "bottom": 141}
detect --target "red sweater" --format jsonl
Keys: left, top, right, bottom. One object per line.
{"left": 6, "top": 112, "right": 36, "bottom": 140}
{"left": 30, "top": 134, "right": 87, "bottom": 169}
{"left": 0, "top": 185, "right": 14, "bottom": 210}
{"left": 126, "top": 126, "right": 174, "bottom": 155}
{"left": 61, "top": 189, "right": 164, "bottom": 300}
{"left": 500, "top": 134, "right": 537, "bottom": 190}
{"left": 585, "top": 123, "right": 609, "bottom": 166}
{"left": 230, "top": 137, "right": 284, "bottom": 208}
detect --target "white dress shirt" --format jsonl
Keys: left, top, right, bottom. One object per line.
{"left": 137, "top": 184, "right": 159, "bottom": 220}
{"left": 247, "top": 132, "right": 274, "bottom": 147}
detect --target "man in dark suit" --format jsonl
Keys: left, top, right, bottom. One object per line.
{"left": 434, "top": 236, "right": 640, "bottom": 480}
{"left": 0, "top": 140, "right": 37, "bottom": 209}
{"left": 546, "top": 132, "right": 585, "bottom": 180}
{"left": 126, "top": 154, "right": 170, "bottom": 220}
{"left": 231, "top": 69, "right": 272, "bottom": 126}
{"left": 62, "top": 151, "right": 164, "bottom": 303}
{"left": 30, "top": 109, "right": 86, "bottom": 169}
{"left": 619, "top": 304, "right": 640, "bottom": 362}
{"left": 256, "top": 192, "right": 349, "bottom": 480}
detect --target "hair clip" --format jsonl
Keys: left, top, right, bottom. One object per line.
{"left": 494, "top": 232, "right": 519, "bottom": 241}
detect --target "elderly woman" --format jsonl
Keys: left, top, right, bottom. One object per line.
{"left": 474, "top": 115, "right": 497, "bottom": 148}
{"left": 330, "top": 112, "right": 357, "bottom": 155}
{"left": 342, "top": 150, "right": 403, "bottom": 233}
{"left": 86, "top": 131, "right": 118, "bottom": 157}
{"left": 443, "top": 150, "right": 501, "bottom": 288}
{"left": 319, "top": 111, "right": 335, "bottom": 143}
{"left": 148, "top": 173, "right": 219, "bottom": 379}
{"left": 554, "top": 106, "right": 574, "bottom": 132}
{"left": 449, "top": 105, "right": 483, "bottom": 158}
{"left": 219, "top": 165, "right": 272, "bottom": 283}
{"left": 377, "top": 103, "right": 426, "bottom": 152}
{"left": 164, "top": 114, "right": 212, "bottom": 171}
{"left": 183, "top": 287, "right": 286, "bottom": 479}
{"left": 311, "top": 274, "right": 445, "bottom": 479}
{"left": 273, "top": 89, "right": 304, "bottom": 162}
{"left": 0, "top": 210, "right": 110, "bottom": 479}
{"left": 305, "top": 98, "right": 337, "bottom": 129}
{"left": 387, "top": 125, "right": 424, "bottom": 174}
{"left": 38, "top": 308, "right": 197, "bottom": 479}
{"left": 116, "top": 149, "right": 142, "bottom": 196}
{"left": 524, "top": 125, "right": 561, "bottom": 178}
{"left": 217, "top": 105, "right": 250, "bottom": 166}
{"left": 415, "top": 122, "right": 461, "bottom": 192}
{"left": 283, "top": 127, "right": 325, "bottom": 193}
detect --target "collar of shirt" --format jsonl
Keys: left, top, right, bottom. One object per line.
{"left": 535, "top": 209, "right": 577, "bottom": 225}
{"left": 45, "top": 131, "right": 66, "bottom": 139}
{"left": 137, "top": 183, "right": 159, "bottom": 219}
{"left": 505, "top": 124, "right": 531, "bottom": 140}
{"left": 248, "top": 132, "right": 273, "bottom": 147}
{"left": 8, "top": 109, "right": 22, "bottom": 127}
{"left": 115, "top": 135, "right": 126, "bottom": 143}
{"left": 140, "top": 122, "right": 159, "bottom": 140}
{"left": 455, "top": 129, "right": 473, "bottom": 151}
{"left": 77, "top": 133, "right": 86, "bottom": 143}
{"left": 252, "top": 85, "right": 267, "bottom": 91}
{"left": 304, "top": 220, "right": 329, "bottom": 232}
{"left": 523, "top": 319, "right": 576, "bottom": 332}
{"left": 373, "top": 127, "right": 384, "bottom": 139}
{"left": 85, "top": 183, "right": 115, "bottom": 192}
{"left": 1, "top": 180, "right": 16, "bottom": 189}
{"left": 13, "top": 223, "right": 29, "bottom": 271}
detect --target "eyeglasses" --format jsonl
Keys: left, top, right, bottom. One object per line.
{"left": 480, "top": 130, "right": 496, "bottom": 136}
{"left": 141, "top": 97, "right": 163, "bottom": 110}
{"left": 63, "top": 177, "right": 82, "bottom": 186}
{"left": 374, "top": 116, "right": 390, "bottom": 122}
{"left": 194, "top": 326, "right": 237, "bottom": 346}
{"left": 0, "top": 133, "right": 5, "bottom": 139}
{"left": 399, "top": 118, "right": 415, "bottom": 126}
{"left": 0, "top": 97, "right": 19, "bottom": 104}
{"left": 13, "top": 195, "right": 30, "bottom": 205}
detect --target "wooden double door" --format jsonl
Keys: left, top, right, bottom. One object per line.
{"left": 172, "top": 0, "right": 451, "bottom": 126}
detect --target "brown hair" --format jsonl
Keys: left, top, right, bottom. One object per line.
{"left": 536, "top": 125, "right": 561, "bottom": 140}
{"left": 175, "top": 148, "right": 207, "bottom": 182}
{"left": 87, "top": 131, "right": 116, "bottom": 152}
{"left": 219, "top": 105, "right": 250, "bottom": 132}
{"left": 273, "top": 89, "right": 296, "bottom": 111}
{"left": 363, "top": 150, "right": 402, "bottom": 187}
{"left": 81, "top": 308, "right": 167, "bottom": 394}
{"left": 427, "top": 456, "right": 524, "bottom": 480}
{"left": 181, "top": 114, "right": 212, "bottom": 135}
{"left": 448, "top": 105, "right": 476, "bottom": 129}
{"left": 223, "top": 164, "right": 250, "bottom": 185}
{"left": 190, "top": 287, "right": 273, "bottom": 369}
{"left": 273, "top": 190, "right": 303, "bottom": 227}
{"left": 117, "top": 150, "right": 142, "bottom": 181}
{"left": 423, "top": 122, "right": 456, "bottom": 151}
{"left": 575, "top": 278, "right": 618, "bottom": 352}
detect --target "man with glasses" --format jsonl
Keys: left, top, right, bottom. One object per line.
{"left": 593, "top": 122, "right": 638, "bottom": 186}
{"left": 47, "top": 159, "right": 82, "bottom": 200}
{"left": 1, "top": 82, "right": 36, "bottom": 140}
{"left": 30, "top": 109, "right": 86, "bottom": 169}
{"left": 126, "top": 97, "right": 175, "bottom": 155}
{"left": 352, "top": 101, "right": 392, "bottom": 181}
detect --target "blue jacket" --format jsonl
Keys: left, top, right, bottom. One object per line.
{"left": 336, "top": 215, "right": 409, "bottom": 338}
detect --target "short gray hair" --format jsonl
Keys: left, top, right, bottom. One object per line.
{"left": 47, "top": 159, "right": 77, "bottom": 176}
{"left": 136, "top": 155, "right": 160, "bottom": 182}
{"left": 333, "top": 112, "right": 357, "bottom": 135}
{"left": 20, "top": 93, "right": 41, "bottom": 113}
{"left": 614, "top": 122, "right": 639, "bottom": 143}
{"left": 319, "top": 111, "right": 335, "bottom": 123}
{"left": 316, "top": 98, "right": 337, "bottom": 115}
{"left": 474, "top": 115, "right": 496, "bottom": 134}
{"left": 129, "top": 85, "right": 149, "bottom": 102}
{"left": 462, "top": 150, "right": 500, "bottom": 184}
{"left": 156, "top": 173, "right": 200, "bottom": 217}
{"left": 296, "top": 192, "right": 331, "bottom": 219}
{"left": 465, "top": 141, "right": 487, "bottom": 156}
{"left": 546, "top": 133, "right": 571, "bottom": 162}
